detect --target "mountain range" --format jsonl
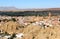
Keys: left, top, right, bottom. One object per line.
{"left": 0, "top": 7, "right": 60, "bottom": 11}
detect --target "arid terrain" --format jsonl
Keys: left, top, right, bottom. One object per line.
{"left": 0, "top": 15, "right": 60, "bottom": 39}
{"left": 0, "top": 8, "right": 60, "bottom": 39}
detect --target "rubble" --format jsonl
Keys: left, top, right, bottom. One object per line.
{"left": 15, "top": 33, "right": 24, "bottom": 38}
{"left": 0, "top": 16, "right": 60, "bottom": 39}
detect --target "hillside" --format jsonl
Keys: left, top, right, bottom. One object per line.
{"left": 0, "top": 7, "right": 60, "bottom": 16}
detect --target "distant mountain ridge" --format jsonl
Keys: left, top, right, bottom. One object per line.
{"left": 0, "top": 7, "right": 19, "bottom": 11}
{"left": 0, "top": 7, "right": 60, "bottom": 16}
{"left": 0, "top": 7, "right": 60, "bottom": 11}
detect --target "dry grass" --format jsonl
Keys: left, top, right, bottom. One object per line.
{"left": 0, "top": 16, "right": 60, "bottom": 39}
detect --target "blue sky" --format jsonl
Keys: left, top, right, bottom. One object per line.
{"left": 0, "top": 0, "right": 60, "bottom": 8}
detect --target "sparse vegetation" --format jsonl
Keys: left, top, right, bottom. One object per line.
{"left": 0, "top": 11, "right": 60, "bottom": 39}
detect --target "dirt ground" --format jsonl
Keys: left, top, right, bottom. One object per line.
{"left": 0, "top": 16, "right": 60, "bottom": 39}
